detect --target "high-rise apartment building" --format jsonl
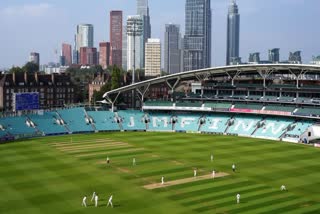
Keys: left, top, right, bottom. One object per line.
{"left": 110, "top": 11, "right": 123, "bottom": 67}
{"left": 99, "top": 42, "right": 111, "bottom": 69}
{"left": 164, "top": 24, "right": 181, "bottom": 74}
{"left": 145, "top": 39, "right": 161, "bottom": 77}
{"left": 226, "top": 0, "right": 240, "bottom": 65}
{"left": 29, "top": 52, "right": 40, "bottom": 66}
{"left": 248, "top": 52, "right": 260, "bottom": 64}
{"left": 183, "top": 0, "right": 212, "bottom": 71}
{"left": 75, "top": 24, "right": 94, "bottom": 64}
{"left": 126, "top": 15, "right": 143, "bottom": 72}
{"left": 137, "top": 0, "right": 151, "bottom": 68}
{"left": 62, "top": 43, "right": 72, "bottom": 66}
{"left": 269, "top": 48, "right": 280, "bottom": 63}
{"left": 288, "top": 51, "right": 302, "bottom": 64}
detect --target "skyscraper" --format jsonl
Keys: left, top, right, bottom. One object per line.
{"left": 99, "top": 42, "right": 111, "bottom": 69}
{"left": 75, "top": 24, "right": 94, "bottom": 63}
{"left": 29, "top": 52, "right": 40, "bottom": 66}
{"left": 122, "top": 25, "right": 128, "bottom": 71}
{"left": 110, "top": 11, "right": 123, "bottom": 67}
{"left": 183, "top": 0, "right": 212, "bottom": 71}
{"left": 145, "top": 38, "right": 161, "bottom": 77}
{"left": 126, "top": 15, "right": 143, "bottom": 72}
{"left": 288, "top": 51, "right": 302, "bottom": 64}
{"left": 62, "top": 43, "right": 72, "bottom": 66}
{"left": 269, "top": 48, "right": 280, "bottom": 63}
{"left": 226, "top": 0, "right": 240, "bottom": 65}
{"left": 137, "top": 0, "right": 151, "bottom": 68}
{"left": 249, "top": 52, "right": 260, "bottom": 64}
{"left": 80, "top": 47, "right": 98, "bottom": 65}
{"left": 164, "top": 24, "right": 181, "bottom": 74}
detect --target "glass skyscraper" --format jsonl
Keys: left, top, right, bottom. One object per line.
{"left": 183, "top": 0, "right": 211, "bottom": 71}
{"left": 164, "top": 24, "right": 181, "bottom": 74}
{"left": 226, "top": 0, "right": 240, "bottom": 65}
{"left": 137, "top": 0, "right": 151, "bottom": 68}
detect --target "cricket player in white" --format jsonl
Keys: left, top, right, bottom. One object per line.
{"left": 91, "top": 192, "right": 96, "bottom": 202}
{"left": 194, "top": 169, "right": 197, "bottom": 177}
{"left": 94, "top": 194, "right": 98, "bottom": 207}
{"left": 212, "top": 170, "right": 215, "bottom": 179}
{"left": 107, "top": 195, "right": 113, "bottom": 208}
{"left": 281, "top": 185, "right": 286, "bottom": 191}
{"left": 161, "top": 176, "right": 164, "bottom": 185}
{"left": 211, "top": 154, "right": 214, "bottom": 162}
{"left": 133, "top": 158, "right": 136, "bottom": 166}
{"left": 236, "top": 193, "right": 240, "bottom": 204}
{"left": 232, "top": 164, "right": 236, "bottom": 172}
{"left": 82, "top": 196, "right": 87, "bottom": 207}
{"left": 106, "top": 157, "right": 110, "bottom": 165}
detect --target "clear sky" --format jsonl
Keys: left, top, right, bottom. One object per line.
{"left": 0, "top": 0, "right": 319, "bottom": 69}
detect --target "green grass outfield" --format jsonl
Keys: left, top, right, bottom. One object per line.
{"left": 1, "top": 132, "right": 320, "bottom": 214}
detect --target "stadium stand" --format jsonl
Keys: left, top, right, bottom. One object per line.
{"left": 0, "top": 116, "right": 38, "bottom": 136}
{"left": 117, "top": 110, "right": 146, "bottom": 131}
{"left": 227, "top": 115, "right": 261, "bottom": 136}
{"left": 264, "top": 104, "right": 296, "bottom": 113}
{"left": 87, "top": 110, "right": 120, "bottom": 131}
{"left": 144, "top": 101, "right": 173, "bottom": 107}
{"left": 29, "top": 112, "right": 68, "bottom": 135}
{"left": 175, "top": 114, "right": 201, "bottom": 132}
{"left": 253, "top": 118, "right": 294, "bottom": 139}
{"left": 204, "top": 102, "right": 232, "bottom": 111}
{"left": 200, "top": 114, "right": 230, "bottom": 134}
{"left": 176, "top": 101, "right": 202, "bottom": 108}
{"left": 147, "top": 112, "right": 173, "bottom": 131}
{"left": 233, "top": 103, "right": 263, "bottom": 110}
{"left": 295, "top": 107, "right": 320, "bottom": 116}
{"left": 285, "top": 121, "right": 313, "bottom": 139}
{"left": 57, "top": 108, "right": 94, "bottom": 133}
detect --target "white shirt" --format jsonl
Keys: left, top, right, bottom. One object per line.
{"left": 237, "top": 194, "right": 240, "bottom": 199}
{"left": 83, "top": 196, "right": 87, "bottom": 202}
{"left": 109, "top": 195, "right": 113, "bottom": 202}
{"left": 232, "top": 164, "right": 235, "bottom": 169}
{"left": 95, "top": 195, "right": 98, "bottom": 202}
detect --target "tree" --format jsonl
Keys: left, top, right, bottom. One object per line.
{"left": 111, "top": 65, "right": 121, "bottom": 90}
{"left": 23, "top": 62, "right": 39, "bottom": 73}
{"left": 9, "top": 66, "right": 24, "bottom": 74}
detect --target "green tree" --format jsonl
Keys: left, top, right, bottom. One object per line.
{"left": 111, "top": 65, "right": 121, "bottom": 90}
{"left": 23, "top": 62, "right": 39, "bottom": 73}
{"left": 9, "top": 66, "right": 24, "bottom": 74}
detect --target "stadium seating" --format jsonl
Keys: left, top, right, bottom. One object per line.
{"left": 29, "top": 112, "right": 68, "bottom": 135}
{"left": 57, "top": 108, "right": 94, "bottom": 133}
{"left": 87, "top": 111, "right": 120, "bottom": 131}
{"left": 285, "top": 121, "right": 313, "bottom": 138}
{"left": 204, "top": 102, "right": 232, "bottom": 110}
{"left": 147, "top": 112, "right": 173, "bottom": 131}
{"left": 227, "top": 115, "right": 261, "bottom": 136}
{"left": 0, "top": 116, "right": 38, "bottom": 136}
{"left": 117, "top": 110, "right": 146, "bottom": 131}
{"left": 253, "top": 118, "right": 294, "bottom": 139}
{"left": 200, "top": 114, "right": 230, "bottom": 134}
{"left": 233, "top": 103, "right": 263, "bottom": 110}
{"left": 175, "top": 114, "right": 201, "bottom": 132}
{"left": 144, "top": 101, "right": 173, "bottom": 107}
{"left": 295, "top": 107, "right": 320, "bottom": 116}
{"left": 175, "top": 102, "right": 202, "bottom": 108}
{"left": 264, "top": 105, "right": 296, "bottom": 113}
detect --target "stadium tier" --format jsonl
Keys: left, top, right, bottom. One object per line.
{"left": 253, "top": 118, "right": 294, "bottom": 140}
{"left": 29, "top": 112, "right": 68, "bottom": 135}
{"left": 147, "top": 112, "right": 173, "bottom": 131}
{"left": 57, "top": 107, "right": 94, "bottom": 133}
{"left": 0, "top": 116, "right": 39, "bottom": 137}
{"left": 200, "top": 114, "right": 230, "bottom": 134}
{"left": 87, "top": 110, "right": 120, "bottom": 131}
{"left": 117, "top": 110, "right": 146, "bottom": 131}
{"left": 227, "top": 115, "right": 261, "bottom": 136}
{"left": 174, "top": 113, "right": 202, "bottom": 132}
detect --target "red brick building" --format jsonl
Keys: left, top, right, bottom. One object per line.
{"left": 62, "top": 43, "right": 72, "bottom": 66}
{"left": 99, "top": 42, "right": 111, "bottom": 69}
{"left": 80, "top": 47, "right": 98, "bottom": 65}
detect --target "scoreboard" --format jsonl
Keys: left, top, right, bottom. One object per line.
{"left": 13, "top": 92, "right": 40, "bottom": 111}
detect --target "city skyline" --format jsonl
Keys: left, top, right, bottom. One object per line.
{"left": 0, "top": 0, "right": 320, "bottom": 69}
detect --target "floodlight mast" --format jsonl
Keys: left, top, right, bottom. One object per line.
{"left": 127, "top": 16, "right": 143, "bottom": 108}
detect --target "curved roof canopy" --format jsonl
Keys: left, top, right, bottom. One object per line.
{"left": 103, "top": 64, "right": 320, "bottom": 98}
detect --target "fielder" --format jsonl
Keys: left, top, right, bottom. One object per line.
{"left": 82, "top": 196, "right": 87, "bottom": 207}
{"left": 91, "top": 192, "right": 96, "bottom": 202}
{"left": 211, "top": 154, "right": 214, "bottom": 162}
{"left": 212, "top": 170, "right": 215, "bottom": 179}
{"left": 232, "top": 164, "right": 236, "bottom": 172}
{"left": 236, "top": 193, "right": 240, "bottom": 204}
{"left": 161, "top": 176, "right": 164, "bottom": 185}
{"left": 281, "top": 185, "right": 287, "bottom": 191}
{"left": 106, "top": 156, "right": 110, "bottom": 165}
{"left": 107, "top": 195, "right": 113, "bottom": 208}
{"left": 194, "top": 169, "right": 197, "bottom": 177}
{"left": 133, "top": 158, "right": 136, "bottom": 166}
{"left": 94, "top": 194, "right": 98, "bottom": 207}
